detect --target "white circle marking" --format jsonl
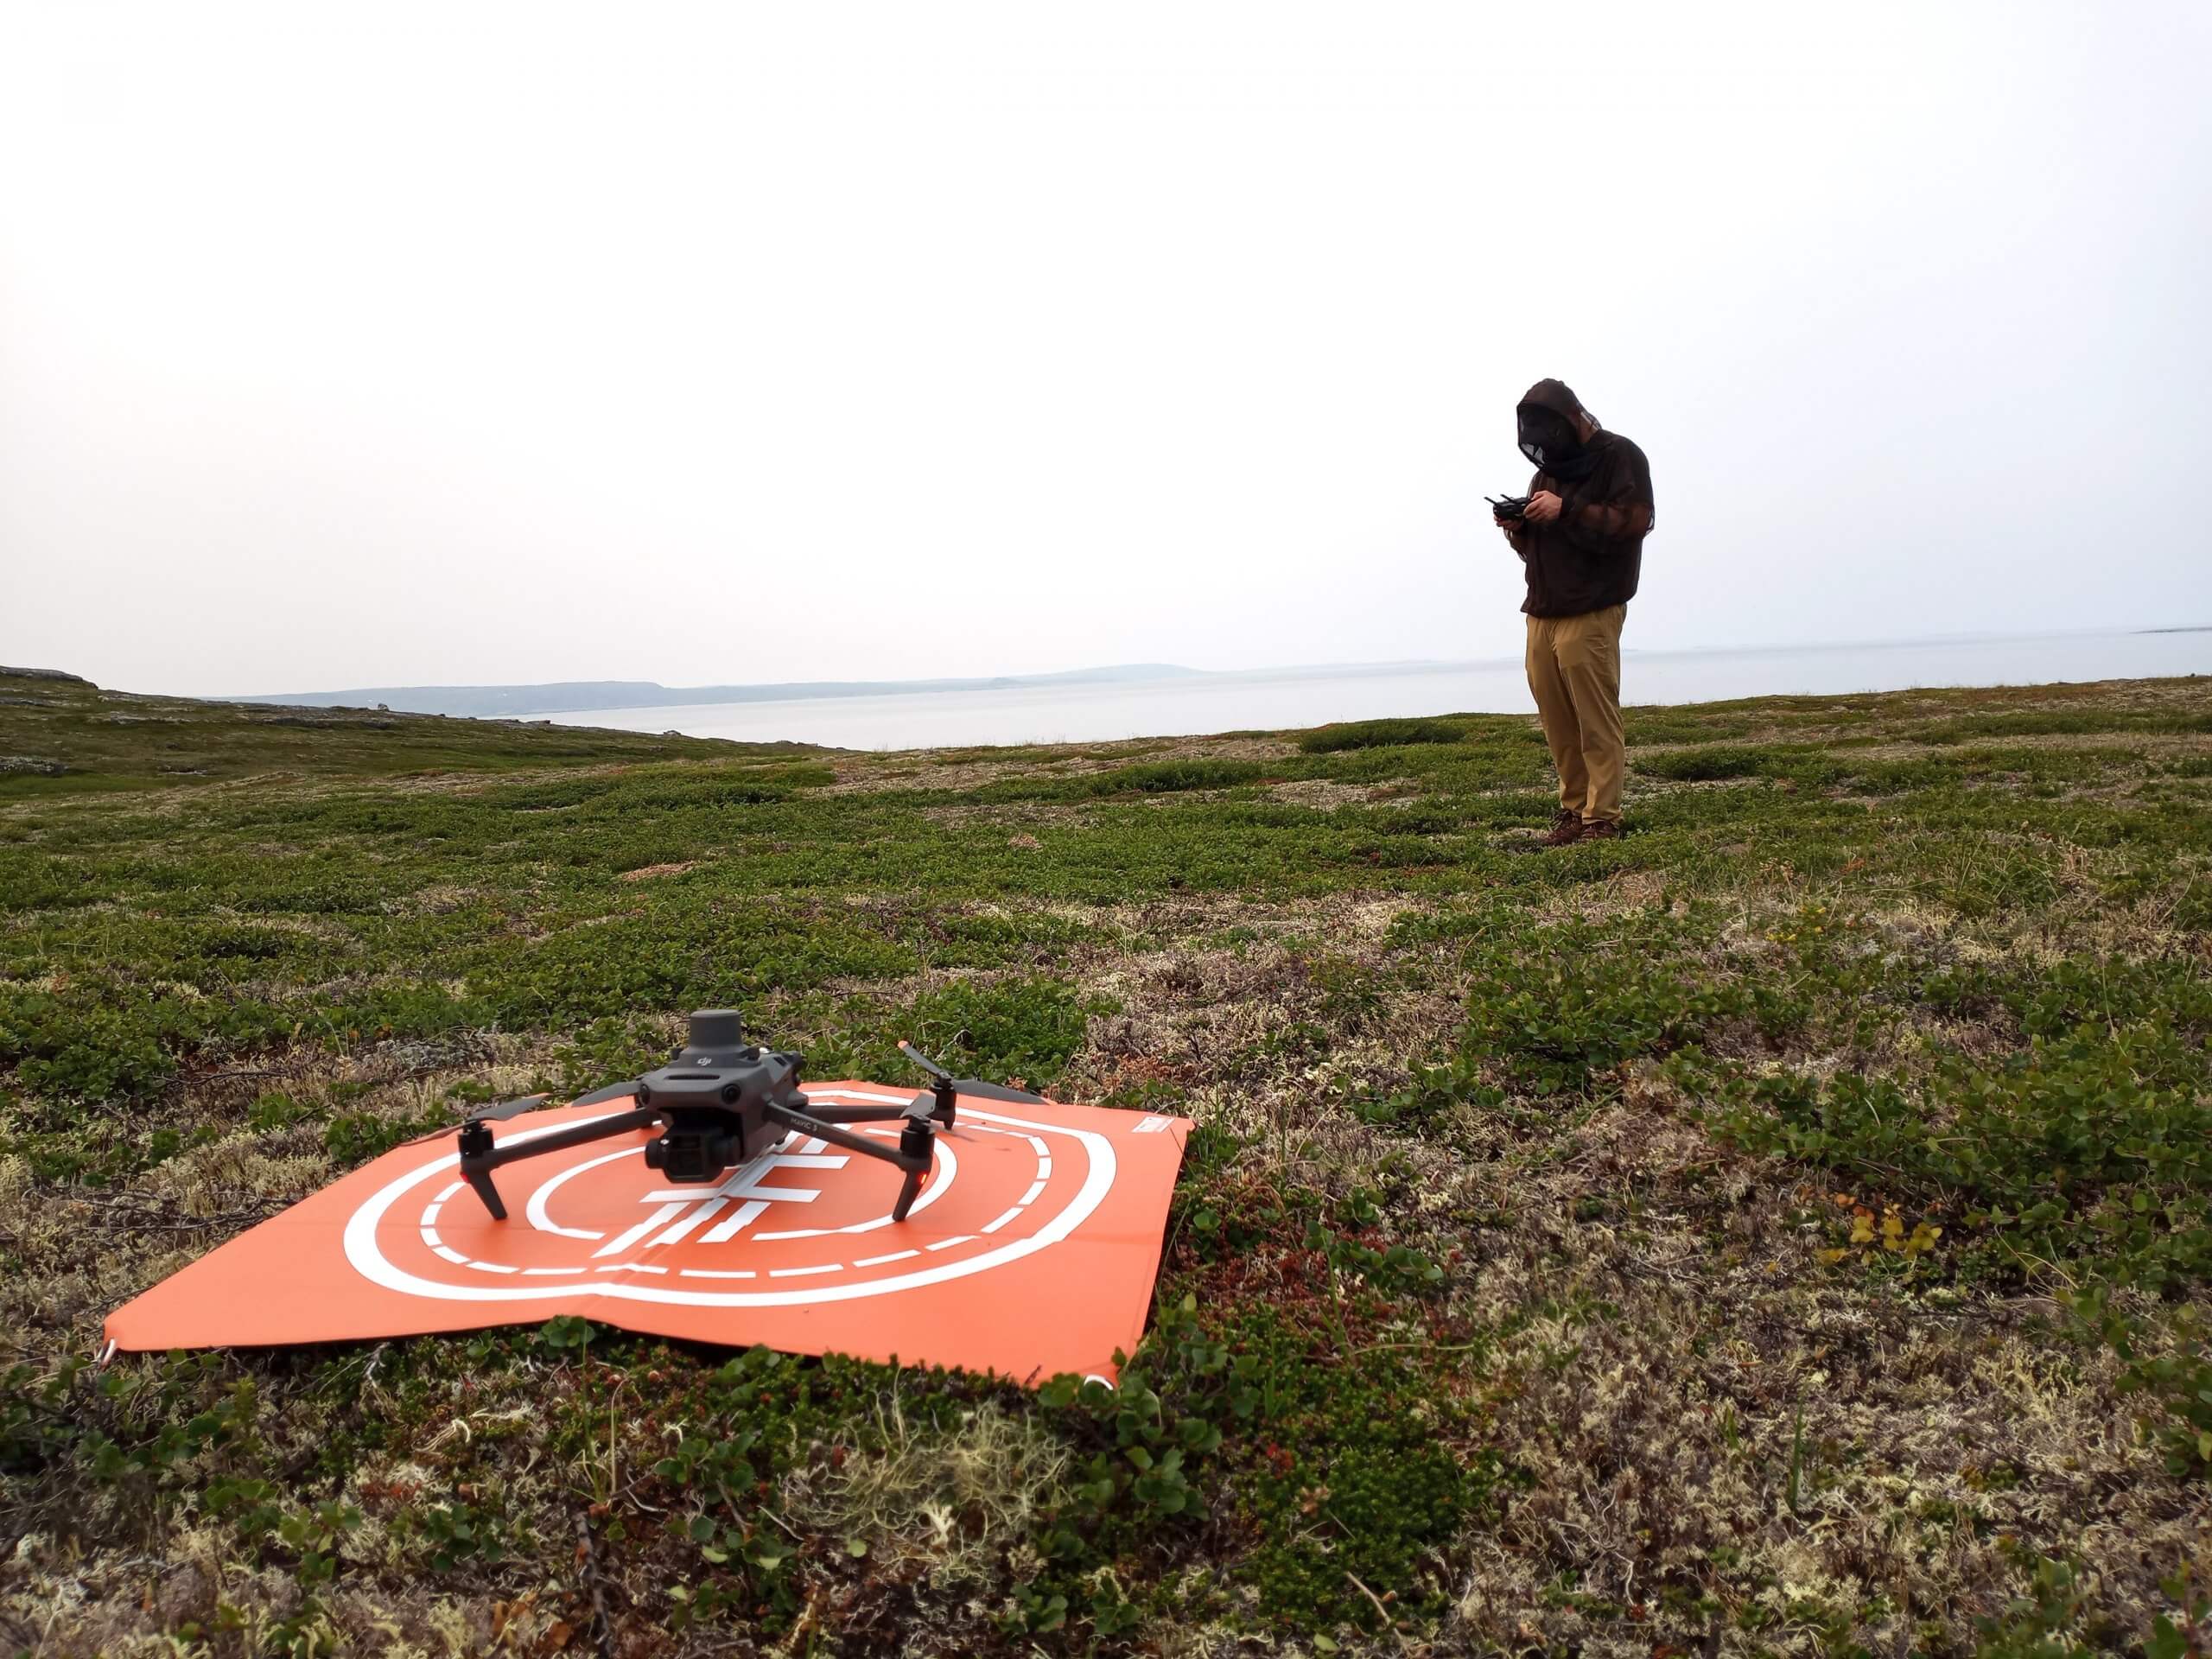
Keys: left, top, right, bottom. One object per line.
{"left": 345, "top": 1107, "right": 1114, "bottom": 1306}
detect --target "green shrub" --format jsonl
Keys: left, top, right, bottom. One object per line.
{"left": 1084, "top": 760, "right": 1272, "bottom": 795}
{"left": 1460, "top": 923, "right": 1758, "bottom": 1096}
{"left": 1636, "top": 742, "right": 1848, "bottom": 785}
{"left": 1298, "top": 718, "right": 1465, "bottom": 754}
{"left": 1353, "top": 1052, "right": 1506, "bottom": 1130}
{"left": 635, "top": 1342, "right": 969, "bottom": 1630}
{"left": 323, "top": 1104, "right": 456, "bottom": 1167}
{"left": 836, "top": 975, "right": 1098, "bottom": 1089}
{"left": 1635, "top": 744, "right": 1777, "bottom": 781}
{"left": 2111, "top": 1313, "right": 2212, "bottom": 1479}
{"left": 1035, "top": 1296, "right": 1488, "bottom": 1635}
{"left": 1697, "top": 1020, "right": 2212, "bottom": 1288}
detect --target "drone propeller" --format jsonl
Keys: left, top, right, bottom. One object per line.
{"left": 944, "top": 1077, "right": 1049, "bottom": 1104}
{"left": 399, "top": 1093, "right": 550, "bottom": 1147}
{"left": 474, "top": 1094, "right": 550, "bottom": 1120}
{"left": 569, "top": 1078, "right": 645, "bottom": 1107}
{"left": 898, "top": 1041, "right": 1050, "bottom": 1111}
{"left": 899, "top": 1040, "right": 953, "bottom": 1084}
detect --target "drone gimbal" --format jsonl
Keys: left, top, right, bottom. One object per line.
{"left": 452, "top": 1009, "right": 1044, "bottom": 1224}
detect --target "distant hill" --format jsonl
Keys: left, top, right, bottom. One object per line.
{"left": 237, "top": 664, "right": 1202, "bottom": 719}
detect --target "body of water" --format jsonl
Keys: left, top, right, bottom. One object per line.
{"left": 553, "top": 629, "right": 2211, "bottom": 751}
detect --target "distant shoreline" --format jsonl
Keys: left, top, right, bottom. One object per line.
{"left": 539, "top": 632, "right": 2212, "bottom": 753}
{"left": 227, "top": 624, "right": 2209, "bottom": 721}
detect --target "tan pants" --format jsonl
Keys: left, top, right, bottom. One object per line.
{"left": 1525, "top": 603, "right": 1626, "bottom": 823}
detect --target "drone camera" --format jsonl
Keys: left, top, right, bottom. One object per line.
{"left": 628, "top": 1020, "right": 804, "bottom": 1182}
{"left": 643, "top": 1115, "right": 743, "bottom": 1183}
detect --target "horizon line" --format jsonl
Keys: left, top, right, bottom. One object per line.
{"left": 213, "top": 620, "right": 2210, "bottom": 710}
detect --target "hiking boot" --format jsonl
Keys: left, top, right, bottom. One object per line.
{"left": 1542, "top": 810, "right": 1585, "bottom": 847}
{"left": 1580, "top": 818, "right": 1622, "bottom": 841}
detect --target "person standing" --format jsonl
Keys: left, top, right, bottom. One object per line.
{"left": 1496, "top": 379, "right": 1655, "bottom": 844}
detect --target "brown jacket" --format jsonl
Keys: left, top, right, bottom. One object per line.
{"left": 1506, "top": 382, "right": 1655, "bottom": 618}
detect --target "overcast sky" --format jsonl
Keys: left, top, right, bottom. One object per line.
{"left": 3, "top": 2, "right": 2207, "bottom": 699}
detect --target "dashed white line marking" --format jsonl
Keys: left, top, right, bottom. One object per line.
{"left": 404, "top": 1098, "right": 1058, "bottom": 1285}
{"left": 357, "top": 1103, "right": 1108, "bottom": 1306}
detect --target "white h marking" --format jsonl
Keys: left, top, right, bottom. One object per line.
{"left": 589, "top": 1135, "right": 849, "bottom": 1257}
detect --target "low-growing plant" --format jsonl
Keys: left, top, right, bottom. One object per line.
{"left": 1692, "top": 1018, "right": 2212, "bottom": 1288}
{"left": 1084, "top": 760, "right": 1273, "bottom": 795}
{"left": 1459, "top": 920, "right": 1760, "bottom": 1096}
{"left": 2075, "top": 1296, "right": 2212, "bottom": 1481}
{"left": 1033, "top": 1294, "right": 1487, "bottom": 1637}
{"left": 1298, "top": 717, "right": 1465, "bottom": 753}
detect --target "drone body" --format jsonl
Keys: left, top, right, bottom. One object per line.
{"left": 454, "top": 1010, "right": 1040, "bottom": 1224}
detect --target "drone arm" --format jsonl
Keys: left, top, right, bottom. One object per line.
{"left": 763, "top": 1099, "right": 935, "bottom": 1222}
{"left": 799, "top": 1102, "right": 919, "bottom": 1124}
{"left": 458, "top": 1105, "right": 663, "bottom": 1219}
{"left": 761, "top": 1101, "right": 919, "bottom": 1169}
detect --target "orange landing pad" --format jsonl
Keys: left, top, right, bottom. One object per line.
{"left": 106, "top": 1084, "right": 1192, "bottom": 1385}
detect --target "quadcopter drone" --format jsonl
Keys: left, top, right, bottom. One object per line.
{"left": 442, "top": 1009, "right": 1046, "bottom": 1223}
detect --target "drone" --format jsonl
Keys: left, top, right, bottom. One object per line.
{"left": 442, "top": 1009, "right": 1046, "bottom": 1223}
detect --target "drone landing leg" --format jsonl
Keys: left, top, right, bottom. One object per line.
{"left": 456, "top": 1128, "right": 509, "bottom": 1220}
{"left": 891, "top": 1166, "right": 925, "bottom": 1222}
{"left": 457, "top": 1105, "right": 663, "bottom": 1219}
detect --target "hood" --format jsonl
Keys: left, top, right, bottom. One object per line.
{"left": 1516, "top": 378, "right": 1602, "bottom": 480}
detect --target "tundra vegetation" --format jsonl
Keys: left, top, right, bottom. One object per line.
{"left": 1, "top": 664, "right": 2209, "bottom": 1657}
